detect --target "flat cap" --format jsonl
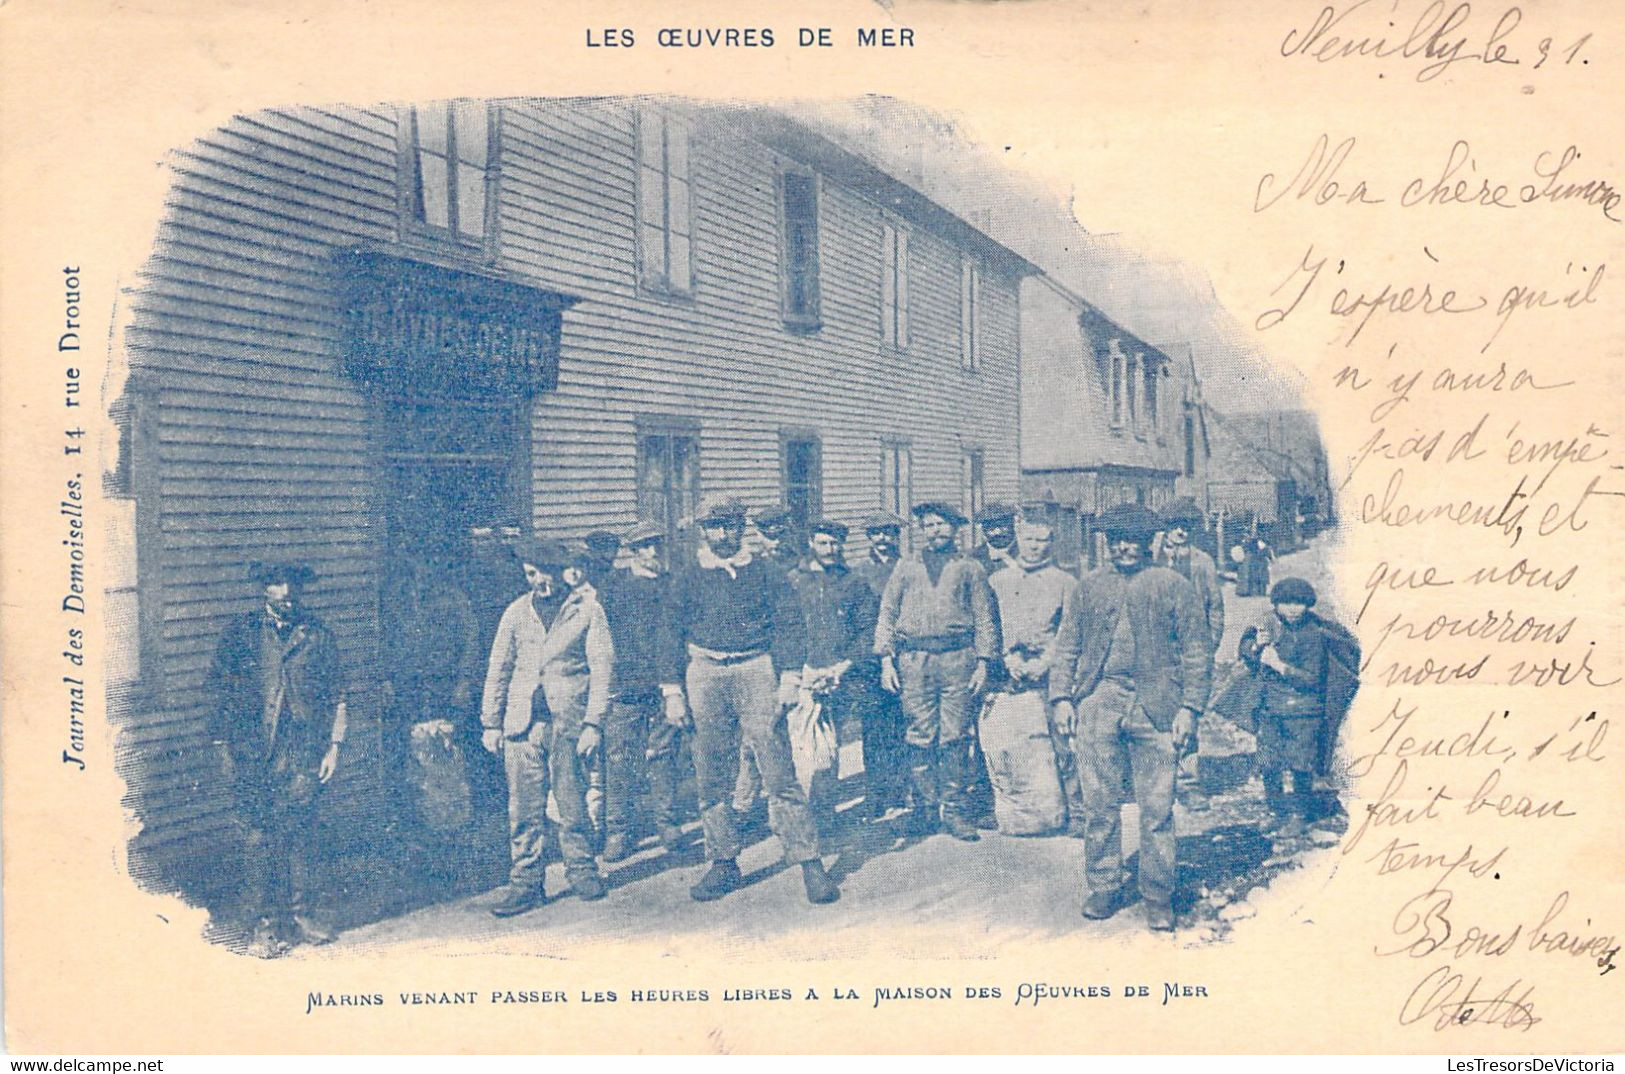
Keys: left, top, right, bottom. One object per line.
{"left": 1159, "top": 497, "right": 1206, "bottom": 526}
{"left": 695, "top": 497, "right": 748, "bottom": 526}
{"left": 912, "top": 501, "right": 968, "bottom": 527}
{"left": 752, "top": 504, "right": 794, "bottom": 529}
{"left": 622, "top": 521, "right": 666, "bottom": 548}
{"left": 975, "top": 501, "right": 1017, "bottom": 524}
{"left": 511, "top": 537, "right": 574, "bottom": 568}
{"left": 862, "top": 511, "right": 905, "bottom": 532}
{"left": 1269, "top": 577, "right": 1319, "bottom": 606}
{"left": 1095, "top": 503, "right": 1163, "bottom": 542}
{"left": 583, "top": 530, "right": 622, "bottom": 558}
{"left": 250, "top": 560, "right": 317, "bottom": 586}
{"left": 808, "top": 518, "right": 849, "bottom": 541}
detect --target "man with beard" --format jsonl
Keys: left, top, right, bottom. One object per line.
{"left": 873, "top": 502, "right": 1000, "bottom": 841}
{"left": 786, "top": 518, "right": 880, "bottom": 841}
{"left": 732, "top": 504, "right": 806, "bottom": 817}
{"left": 1050, "top": 504, "right": 1212, "bottom": 931}
{"left": 480, "top": 538, "right": 612, "bottom": 917}
{"left": 972, "top": 501, "right": 1019, "bottom": 576}
{"left": 662, "top": 498, "right": 838, "bottom": 905}
{"left": 987, "top": 514, "right": 1083, "bottom": 835}
{"left": 1238, "top": 578, "right": 1360, "bottom": 839}
{"left": 208, "top": 561, "right": 347, "bottom": 958}
{"left": 1158, "top": 497, "right": 1225, "bottom": 812}
{"left": 578, "top": 530, "right": 624, "bottom": 592}
{"left": 597, "top": 523, "right": 687, "bottom": 862}
{"left": 850, "top": 512, "right": 909, "bottom": 821}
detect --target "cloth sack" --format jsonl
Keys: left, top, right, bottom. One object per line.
{"left": 408, "top": 718, "right": 474, "bottom": 834}
{"left": 787, "top": 693, "right": 838, "bottom": 795}
{"left": 979, "top": 690, "right": 1066, "bottom": 835}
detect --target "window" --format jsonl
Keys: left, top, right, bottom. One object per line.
{"left": 637, "top": 424, "right": 701, "bottom": 545}
{"left": 781, "top": 433, "right": 823, "bottom": 533}
{"left": 403, "top": 100, "right": 495, "bottom": 244}
{"left": 960, "top": 259, "right": 981, "bottom": 370}
{"left": 880, "top": 222, "right": 909, "bottom": 350}
{"left": 1108, "top": 340, "right": 1126, "bottom": 429}
{"left": 1184, "top": 412, "right": 1198, "bottom": 477}
{"left": 1125, "top": 351, "right": 1140, "bottom": 432}
{"left": 780, "top": 170, "right": 821, "bottom": 329}
{"left": 1144, "top": 358, "right": 1160, "bottom": 433}
{"left": 881, "top": 438, "right": 912, "bottom": 516}
{"left": 962, "top": 448, "right": 985, "bottom": 538}
{"left": 637, "top": 109, "right": 693, "bottom": 294}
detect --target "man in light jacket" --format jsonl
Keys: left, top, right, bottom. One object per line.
{"left": 1050, "top": 504, "right": 1212, "bottom": 931}
{"left": 481, "top": 537, "right": 613, "bottom": 917}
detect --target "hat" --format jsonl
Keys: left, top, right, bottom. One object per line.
{"left": 1096, "top": 503, "right": 1162, "bottom": 542}
{"left": 695, "top": 497, "right": 748, "bottom": 526}
{"left": 511, "top": 537, "right": 574, "bottom": 569}
{"left": 911, "top": 501, "right": 968, "bottom": 527}
{"left": 862, "top": 511, "right": 905, "bottom": 533}
{"left": 622, "top": 521, "right": 666, "bottom": 548}
{"left": 583, "top": 531, "right": 622, "bottom": 559}
{"left": 975, "top": 501, "right": 1017, "bottom": 525}
{"left": 250, "top": 560, "right": 317, "bottom": 587}
{"left": 1269, "top": 577, "right": 1318, "bottom": 607}
{"left": 753, "top": 505, "right": 794, "bottom": 529}
{"left": 1160, "top": 497, "right": 1205, "bottom": 527}
{"left": 808, "top": 518, "right": 849, "bottom": 541}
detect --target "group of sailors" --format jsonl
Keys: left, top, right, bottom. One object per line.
{"left": 210, "top": 494, "right": 1357, "bottom": 957}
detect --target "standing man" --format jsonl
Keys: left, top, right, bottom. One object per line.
{"left": 1159, "top": 497, "right": 1225, "bottom": 812}
{"left": 480, "top": 538, "right": 612, "bottom": 917}
{"left": 579, "top": 531, "right": 623, "bottom": 592}
{"left": 873, "top": 502, "right": 1000, "bottom": 841}
{"left": 751, "top": 505, "right": 802, "bottom": 571}
{"left": 850, "top": 512, "right": 908, "bottom": 821}
{"left": 662, "top": 498, "right": 839, "bottom": 905}
{"left": 208, "top": 561, "right": 346, "bottom": 958}
{"left": 972, "top": 502, "right": 1019, "bottom": 576}
{"left": 987, "top": 514, "right": 1084, "bottom": 835}
{"left": 1049, "top": 503, "right": 1212, "bottom": 931}
{"left": 597, "top": 522, "right": 687, "bottom": 862}
{"left": 787, "top": 518, "right": 881, "bottom": 839}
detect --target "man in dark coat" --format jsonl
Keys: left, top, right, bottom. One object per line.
{"left": 972, "top": 501, "right": 1019, "bottom": 576}
{"left": 1049, "top": 504, "right": 1212, "bottom": 931}
{"left": 850, "top": 512, "right": 909, "bottom": 820}
{"left": 597, "top": 522, "right": 686, "bottom": 861}
{"left": 208, "top": 561, "right": 347, "bottom": 958}
{"left": 873, "top": 502, "right": 1001, "bottom": 841}
{"left": 662, "top": 498, "right": 839, "bottom": 905}
{"left": 1238, "top": 577, "right": 1360, "bottom": 838}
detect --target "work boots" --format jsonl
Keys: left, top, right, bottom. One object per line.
{"left": 802, "top": 860, "right": 840, "bottom": 904}
{"left": 939, "top": 743, "right": 981, "bottom": 842}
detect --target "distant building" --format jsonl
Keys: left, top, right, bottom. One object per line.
{"left": 1204, "top": 409, "right": 1333, "bottom": 551}
{"left": 1020, "top": 281, "right": 1209, "bottom": 568}
{"left": 106, "top": 98, "right": 1036, "bottom": 892}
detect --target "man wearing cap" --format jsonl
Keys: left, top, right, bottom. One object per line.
{"left": 786, "top": 518, "right": 880, "bottom": 839}
{"left": 579, "top": 531, "right": 623, "bottom": 592}
{"left": 208, "top": 561, "right": 347, "bottom": 958}
{"left": 662, "top": 498, "right": 839, "bottom": 905}
{"left": 1050, "top": 503, "right": 1212, "bottom": 931}
{"left": 987, "top": 513, "right": 1086, "bottom": 835}
{"left": 751, "top": 505, "right": 802, "bottom": 571}
{"left": 1238, "top": 578, "right": 1360, "bottom": 839}
{"left": 873, "top": 502, "right": 1001, "bottom": 841}
{"left": 596, "top": 522, "right": 687, "bottom": 862}
{"left": 480, "top": 537, "right": 613, "bottom": 916}
{"left": 1158, "top": 497, "right": 1225, "bottom": 813}
{"left": 850, "top": 512, "right": 909, "bottom": 820}
{"left": 972, "top": 502, "right": 1019, "bottom": 576}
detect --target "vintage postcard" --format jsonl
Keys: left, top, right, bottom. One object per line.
{"left": 2, "top": 0, "right": 1621, "bottom": 1056}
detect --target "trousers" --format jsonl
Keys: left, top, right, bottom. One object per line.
{"left": 1075, "top": 679, "right": 1177, "bottom": 908}
{"left": 687, "top": 652, "right": 819, "bottom": 864}
{"left": 604, "top": 691, "right": 686, "bottom": 837}
{"left": 897, "top": 647, "right": 979, "bottom": 747}
{"left": 503, "top": 719, "right": 596, "bottom": 890}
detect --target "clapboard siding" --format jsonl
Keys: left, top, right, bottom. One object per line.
{"left": 119, "top": 96, "right": 1025, "bottom": 888}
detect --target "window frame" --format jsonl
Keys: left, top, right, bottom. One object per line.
{"left": 635, "top": 416, "right": 703, "bottom": 546}
{"left": 778, "top": 166, "right": 823, "bottom": 332}
{"left": 959, "top": 258, "right": 982, "bottom": 372}
{"left": 634, "top": 107, "right": 696, "bottom": 298}
{"left": 961, "top": 445, "right": 986, "bottom": 549}
{"left": 779, "top": 428, "right": 824, "bottom": 534}
{"left": 880, "top": 219, "right": 910, "bottom": 352}
{"left": 396, "top": 99, "right": 501, "bottom": 255}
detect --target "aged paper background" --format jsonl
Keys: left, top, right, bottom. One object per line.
{"left": 3, "top": 0, "right": 1622, "bottom": 1054}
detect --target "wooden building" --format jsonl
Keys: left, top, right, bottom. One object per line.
{"left": 107, "top": 98, "right": 1035, "bottom": 894}
{"left": 1020, "top": 281, "right": 1209, "bottom": 568}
